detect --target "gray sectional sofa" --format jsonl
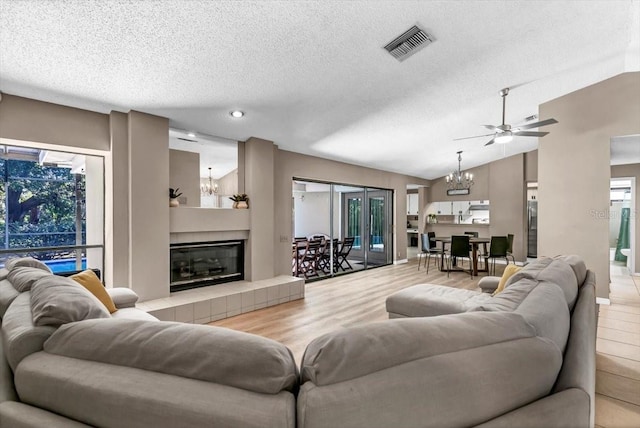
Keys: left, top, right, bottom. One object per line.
{"left": 0, "top": 256, "right": 596, "bottom": 427}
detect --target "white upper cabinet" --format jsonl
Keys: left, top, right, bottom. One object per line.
{"left": 407, "top": 193, "right": 419, "bottom": 215}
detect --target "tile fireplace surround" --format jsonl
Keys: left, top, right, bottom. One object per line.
{"left": 139, "top": 207, "right": 305, "bottom": 324}
{"left": 137, "top": 276, "right": 304, "bottom": 324}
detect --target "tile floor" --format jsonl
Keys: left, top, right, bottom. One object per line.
{"left": 595, "top": 262, "right": 640, "bottom": 428}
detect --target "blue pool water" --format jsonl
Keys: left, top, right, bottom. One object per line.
{"left": 44, "top": 259, "right": 87, "bottom": 273}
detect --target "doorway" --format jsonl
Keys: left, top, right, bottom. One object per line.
{"left": 342, "top": 188, "right": 393, "bottom": 268}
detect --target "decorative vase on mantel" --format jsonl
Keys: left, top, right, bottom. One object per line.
{"left": 230, "top": 194, "right": 249, "bottom": 209}
{"left": 169, "top": 188, "right": 182, "bottom": 208}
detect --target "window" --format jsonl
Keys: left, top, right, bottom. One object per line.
{"left": 0, "top": 145, "right": 104, "bottom": 274}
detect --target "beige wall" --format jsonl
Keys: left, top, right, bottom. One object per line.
{"left": 0, "top": 94, "right": 110, "bottom": 151}
{"left": 611, "top": 163, "right": 640, "bottom": 273}
{"left": 539, "top": 72, "right": 640, "bottom": 298}
{"left": 217, "top": 168, "right": 239, "bottom": 196}
{"left": 109, "top": 112, "right": 129, "bottom": 287}
{"left": 274, "top": 149, "right": 430, "bottom": 276}
{"left": 169, "top": 149, "right": 200, "bottom": 207}
{"left": 488, "top": 154, "right": 526, "bottom": 261}
{"left": 128, "top": 111, "right": 170, "bottom": 300}
{"left": 525, "top": 149, "right": 538, "bottom": 183}
{"left": 245, "top": 137, "right": 275, "bottom": 281}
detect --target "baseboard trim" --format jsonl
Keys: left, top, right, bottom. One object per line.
{"left": 596, "top": 297, "right": 611, "bottom": 305}
{"left": 394, "top": 259, "right": 408, "bottom": 265}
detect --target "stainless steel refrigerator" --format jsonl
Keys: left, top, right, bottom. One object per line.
{"left": 527, "top": 200, "right": 538, "bottom": 258}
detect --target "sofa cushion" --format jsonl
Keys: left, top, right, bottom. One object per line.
{"left": 302, "top": 312, "right": 537, "bottom": 386}
{"left": 7, "top": 267, "right": 51, "bottom": 292}
{"left": 473, "top": 278, "right": 539, "bottom": 312}
{"left": 386, "top": 284, "right": 492, "bottom": 317}
{"left": 106, "top": 287, "right": 139, "bottom": 309}
{"left": 5, "top": 257, "right": 52, "bottom": 274}
{"left": 111, "top": 308, "right": 158, "bottom": 321}
{"left": 70, "top": 270, "right": 117, "bottom": 313}
{"left": 505, "top": 258, "right": 579, "bottom": 310}
{"left": 15, "top": 353, "right": 295, "bottom": 428}
{"left": 30, "top": 276, "right": 111, "bottom": 327}
{"left": 0, "top": 268, "right": 8, "bottom": 281}
{"left": 555, "top": 255, "right": 588, "bottom": 287}
{"left": 44, "top": 318, "right": 298, "bottom": 394}
{"left": 0, "top": 279, "right": 20, "bottom": 318}
{"left": 493, "top": 264, "right": 522, "bottom": 296}
{"left": 514, "top": 282, "right": 571, "bottom": 353}
{"left": 1, "top": 292, "right": 56, "bottom": 371}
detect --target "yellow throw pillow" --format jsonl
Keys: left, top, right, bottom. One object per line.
{"left": 70, "top": 270, "right": 118, "bottom": 314}
{"left": 492, "top": 264, "right": 522, "bottom": 296}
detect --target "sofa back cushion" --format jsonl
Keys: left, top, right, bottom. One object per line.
{"left": 7, "top": 267, "right": 51, "bottom": 293}
{"left": 513, "top": 283, "right": 571, "bottom": 353}
{"left": 0, "top": 279, "right": 20, "bottom": 318}
{"left": 298, "top": 313, "right": 563, "bottom": 428}
{"left": 1, "top": 292, "right": 56, "bottom": 371}
{"left": 5, "top": 257, "right": 52, "bottom": 274}
{"left": 30, "top": 276, "right": 111, "bottom": 327}
{"left": 471, "top": 278, "right": 538, "bottom": 312}
{"left": 555, "top": 255, "right": 588, "bottom": 287}
{"left": 44, "top": 318, "right": 298, "bottom": 394}
{"left": 505, "top": 258, "right": 579, "bottom": 310}
{"left": 301, "top": 312, "right": 537, "bottom": 386}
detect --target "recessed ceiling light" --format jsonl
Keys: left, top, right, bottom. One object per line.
{"left": 230, "top": 110, "right": 244, "bottom": 118}
{"left": 187, "top": 132, "right": 196, "bottom": 138}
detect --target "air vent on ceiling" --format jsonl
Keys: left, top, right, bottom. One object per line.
{"left": 384, "top": 25, "right": 433, "bottom": 61}
{"left": 178, "top": 137, "right": 198, "bottom": 143}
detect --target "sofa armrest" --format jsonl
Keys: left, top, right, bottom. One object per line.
{"left": 478, "top": 276, "right": 500, "bottom": 293}
{"left": 106, "top": 287, "right": 139, "bottom": 309}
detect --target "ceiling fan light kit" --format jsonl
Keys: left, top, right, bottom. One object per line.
{"left": 454, "top": 87, "right": 559, "bottom": 147}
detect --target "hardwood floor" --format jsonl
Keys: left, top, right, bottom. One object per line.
{"left": 210, "top": 258, "right": 640, "bottom": 427}
{"left": 211, "top": 258, "right": 481, "bottom": 362}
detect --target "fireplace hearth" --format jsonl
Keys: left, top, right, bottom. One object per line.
{"left": 170, "top": 240, "right": 244, "bottom": 292}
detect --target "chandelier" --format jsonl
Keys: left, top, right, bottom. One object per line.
{"left": 201, "top": 167, "right": 219, "bottom": 196}
{"left": 445, "top": 151, "right": 473, "bottom": 195}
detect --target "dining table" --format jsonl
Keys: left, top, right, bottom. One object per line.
{"left": 433, "top": 236, "right": 490, "bottom": 276}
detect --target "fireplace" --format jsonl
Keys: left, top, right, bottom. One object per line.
{"left": 170, "top": 240, "right": 244, "bottom": 292}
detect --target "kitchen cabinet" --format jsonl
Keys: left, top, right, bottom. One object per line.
{"left": 407, "top": 193, "right": 419, "bottom": 215}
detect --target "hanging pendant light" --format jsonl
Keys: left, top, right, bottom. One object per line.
{"left": 445, "top": 151, "right": 473, "bottom": 195}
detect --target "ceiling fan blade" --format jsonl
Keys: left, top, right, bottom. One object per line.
{"left": 515, "top": 118, "right": 558, "bottom": 130}
{"left": 453, "top": 133, "right": 495, "bottom": 141}
{"left": 483, "top": 124, "right": 499, "bottom": 131}
{"left": 513, "top": 131, "right": 549, "bottom": 137}
{"left": 484, "top": 138, "right": 496, "bottom": 146}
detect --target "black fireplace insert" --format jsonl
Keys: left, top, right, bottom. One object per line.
{"left": 170, "top": 240, "right": 244, "bottom": 292}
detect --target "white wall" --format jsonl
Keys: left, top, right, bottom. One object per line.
{"left": 293, "top": 190, "right": 341, "bottom": 238}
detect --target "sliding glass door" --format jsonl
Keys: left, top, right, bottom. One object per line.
{"left": 292, "top": 179, "right": 393, "bottom": 280}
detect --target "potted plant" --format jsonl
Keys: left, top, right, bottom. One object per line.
{"left": 169, "top": 188, "right": 182, "bottom": 207}
{"left": 229, "top": 193, "right": 249, "bottom": 209}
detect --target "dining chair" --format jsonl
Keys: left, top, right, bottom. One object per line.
{"left": 300, "top": 240, "right": 323, "bottom": 278}
{"left": 417, "top": 232, "right": 442, "bottom": 273}
{"left": 485, "top": 236, "right": 510, "bottom": 275}
{"left": 506, "top": 233, "right": 515, "bottom": 264}
{"left": 446, "top": 235, "right": 473, "bottom": 278}
{"left": 336, "top": 237, "right": 355, "bottom": 271}
{"left": 319, "top": 238, "right": 339, "bottom": 273}
{"left": 464, "top": 231, "right": 484, "bottom": 269}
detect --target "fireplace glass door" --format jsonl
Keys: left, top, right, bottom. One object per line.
{"left": 170, "top": 241, "right": 244, "bottom": 292}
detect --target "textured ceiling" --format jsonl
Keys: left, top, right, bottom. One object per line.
{"left": 1, "top": 0, "right": 638, "bottom": 179}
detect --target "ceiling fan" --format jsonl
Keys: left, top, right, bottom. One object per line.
{"left": 455, "top": 88, "right": 558, "bottom": 146}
